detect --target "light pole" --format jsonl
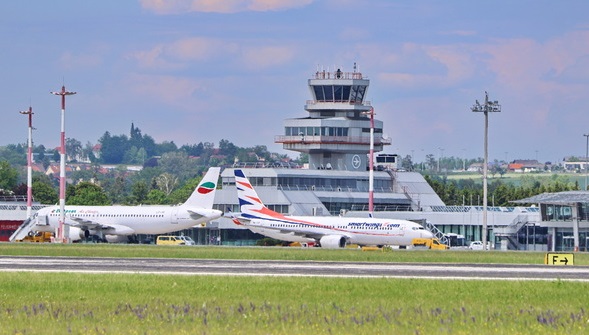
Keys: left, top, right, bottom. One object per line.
{"left": 51, "top": 85, "right": 76, "bottom": 243}
{"left": 471, "top": 91, "right": 501, "bottom": 250}
{"left": 362, "top": 107, "right": 375, "bottom": 216}
{"left": 438, "top": 148, "right": 444, "bottom": 173}
{"left": 19, "top": 107, "right": 34, "bottom": 219}
{"left": 583, "top": 134, "right": 589, "bottom": 191}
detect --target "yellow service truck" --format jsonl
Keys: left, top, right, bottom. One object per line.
{"left": 17, "top": 231, "right": 53, "bottom": 243}
{"left": 411, "top": 238, "right": 449, "bottom": 250}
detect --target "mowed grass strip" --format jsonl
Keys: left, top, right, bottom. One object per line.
{"left": 2, "top": 243, "right": 588, "bottom": 265}
{"left": 1, "top": 272, "right": 588, "bottom": 334}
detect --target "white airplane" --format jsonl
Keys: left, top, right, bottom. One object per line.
{"left": 12, "top": 167, "right": 222, "bottom": 243}
{"left": 232, "top": 169, "right": 434, "bottom": 248}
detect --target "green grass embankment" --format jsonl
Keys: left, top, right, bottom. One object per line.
{"left": 1, "top": 272, "right": 588, "bottom": 334}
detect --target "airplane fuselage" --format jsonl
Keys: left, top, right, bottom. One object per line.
{"left": 245, "top": 216, "right": 433, "bottom": 247}
{"left": 35, "top": 205, "right": 220, "bottom": 236}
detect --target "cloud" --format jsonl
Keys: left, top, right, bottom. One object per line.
{"left": 167, "top": 37, "right": 239, "bottom": 62}
{"left": 140, "top": 0, "right": 314, "bottom": 14}
{"left": 373, "top": 43, "right": 474, "bottom": 89}
{"left": 126, "top": 73, "right": 206, "bottom": 106}
{"left": 129, "top": 38, "right": 238, "bottom": 70}
{"left": 130, "top": 37, "right": 294, "bottom": 72}
{"left": 129, "top": 45, "right": 176, "bottom": 69}
{"left": 58, "top": 50, "right": 104, "bottom": 70}
{"left": 240, "top": 45, "right": 296, "bottom": 70}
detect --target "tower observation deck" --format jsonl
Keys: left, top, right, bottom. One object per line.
{"left": 275, "top": 65, "right": 391, "bottom": 170}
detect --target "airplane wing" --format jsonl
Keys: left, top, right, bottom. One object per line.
{"left": 65, "top": 215, "right": 135, "bottom": 235}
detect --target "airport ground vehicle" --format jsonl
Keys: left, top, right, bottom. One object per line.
{"left": 17, "top": 231, "right": 53, "bottom": 243}
{"left": 469, "top": 241, "right": 484, "bottom": 250}
{"left": 177, "top": 236, "right": 196, "bottom": 245}
{"left": 411, "top": 238, "right": 449, "bottom": 250}
{"left": 156, "top": 236, "right": 187, "bottom": 245}
{"left": 443, "top": 233, "right": 467, "bottom": 248}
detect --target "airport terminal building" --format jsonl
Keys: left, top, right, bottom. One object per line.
{"left": 184, "top": 66, "right": 557, "bottom": 251}
{"left": 6, "top": 66, "right": 585, "bottom": 252}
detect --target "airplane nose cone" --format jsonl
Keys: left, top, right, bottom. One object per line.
{"left": 423, "top": 230, "right": 434, "bottom": 238}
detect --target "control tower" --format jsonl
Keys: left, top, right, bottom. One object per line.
{"left": 275, "top": 64, "right": 390, "bottom": 171}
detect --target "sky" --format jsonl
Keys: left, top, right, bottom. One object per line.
{"left": 2, "top": 0, "right": 589, "bottom": 164}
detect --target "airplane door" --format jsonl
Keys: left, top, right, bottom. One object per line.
{"left": 171, "top": 208, "right": 179, "bottom": 224}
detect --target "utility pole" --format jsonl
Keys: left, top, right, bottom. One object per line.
{"left": 583, "top": 134, "right": 589, "bottom": 191}
{"left": 19, "top": 107, "right": 34, "bottom": 219}
{"left": 51, "top": 85, "right": 76, "bottom": 243}
{"left": 471, "top": 92, "right": 501, "bottom": 250}
{"left": 362, "top": 107, "right": 375, "bottom": 216}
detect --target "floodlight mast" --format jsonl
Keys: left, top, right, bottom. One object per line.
{"left": 362, "top": 107, "right": 375, "bottom": 215}
{"left": 19, "top": 107, "right": 34, "bottom": 219}
{"left": 471, "top": 91, "right": 501, "bottom": 251}
{"left": 51, "top": 85, "right": 76, "bottom": 243}
{"left": 583, "top": 134, "right": 589, "bottom": 191}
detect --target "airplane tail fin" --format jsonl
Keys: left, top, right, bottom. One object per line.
{"left": 182, "top": 167, "right": 221, "bottom": 209}
{"left": 234, "top": 169, "right": 279, "bottom": 219}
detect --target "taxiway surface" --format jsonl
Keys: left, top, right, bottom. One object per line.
{"left": 0, "top": 256, "right": 588, "bottom": 281}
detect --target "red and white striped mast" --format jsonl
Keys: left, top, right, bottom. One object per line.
{"left": 51, "top": 85, "right": 76, "bottom": 243}
{"left": 19, "top": 107, "right": 34, "bottom": 219}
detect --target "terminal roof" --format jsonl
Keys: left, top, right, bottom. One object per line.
{"left": 512, "top": 191, "right": 589, "bottom": 204}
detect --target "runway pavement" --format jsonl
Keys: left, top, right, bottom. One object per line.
{"left": 1, "top": 256, "right": 588, "bottom": 281}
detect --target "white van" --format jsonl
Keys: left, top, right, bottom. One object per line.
{"left": 178, "top": 236, "right": 196, "bottom": 245}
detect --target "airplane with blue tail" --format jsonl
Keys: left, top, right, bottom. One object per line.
{"left": 233, "top": 169, "right": 433, "bottom": 248}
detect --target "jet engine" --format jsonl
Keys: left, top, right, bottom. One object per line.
{"left": 67, "top": 227, "right": 84, "bottom": 242}
{"left": 319, "top": 235, "right": 347, "bottom": 248}
{"left": 105, "top": 235, "right": 129, "bottom": 243}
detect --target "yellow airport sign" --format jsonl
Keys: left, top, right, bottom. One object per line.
{"left": 544, "top": 253, "right": 574, "bottom": 265}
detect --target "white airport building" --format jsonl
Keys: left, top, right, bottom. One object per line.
{"left": 184, "top": 66, "right": 559, "bottom": 251}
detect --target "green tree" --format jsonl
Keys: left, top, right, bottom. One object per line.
{"left": 145, "top": 189, "right": 167, "bottom": 204}
{"left": 99, "top": 131, "right": 129, "bottom": 164}
{"left": 129, "top": 180, "right": 149, "bottom": 204}
{"left": 401, "top": 155, "right": 413, "bottom": 171}
{"left": 0, "top": 144, "right": 26, "bottom": 166}
{"left": 0, "top": 160, "right": 18, "bottom": 191}
{"left": 218, "top": 139, "right": 238, "bottom": 161}
{"left": 32, "top": 175, "right": 58, "bottom": 204}
{"left": 158, "top": 152, "right": 198, "bottom": 183}
{"left": 155, "top": 141, "right": 178, "bottom": 155}
{"left": 167, "top": 176, "right": 202, "bottom": 205}
{"left": 66, "top": 182, "right": 110, "bottom": 205}
{"left": 155, "top": 172, "right": 178, "bottom": 196}
{"left": 66, "top": 138, "right": 83, "bottom": 162}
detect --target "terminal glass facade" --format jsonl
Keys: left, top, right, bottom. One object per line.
{"left": 277, "top": 176, "right": 391, "bottom": 192}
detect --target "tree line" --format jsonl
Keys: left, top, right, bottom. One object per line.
{"left": 0, "top": 123, "right": 298, "bottom": 206}
{"left": 424, "top": 174, "right": 579, "bottom": 207}
{"left": 0, "top": 122, "right": 580, "bottom": 208}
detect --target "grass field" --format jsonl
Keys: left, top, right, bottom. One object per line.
{"left": 1, "top": 243, "right": 589, "bottom": 334}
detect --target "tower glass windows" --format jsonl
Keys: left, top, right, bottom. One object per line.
{"left": 312, "top": 85, "right": 355, "bottom": 102}
{"left": 285, "top": 127, "right": 349, "bottom": 137}
{"left": 350, "top": 85, "right": 366, "bottom": 103}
